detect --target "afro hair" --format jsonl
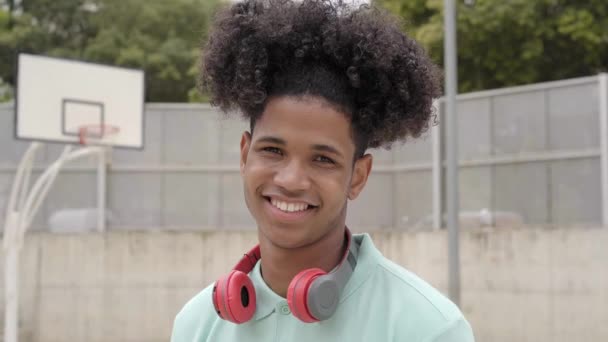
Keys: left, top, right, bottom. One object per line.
{"left": 201, "top": 0, "right": 441, "bottom": 156}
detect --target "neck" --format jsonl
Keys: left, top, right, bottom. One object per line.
{"left": 258, "top": 227, "right": 346, "bottom": 298}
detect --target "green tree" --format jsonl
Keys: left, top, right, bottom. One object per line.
{"left": 375, "top": 0, "right": 608, "bottom": 92}
{"left": 0, "top": 0, "right": 222, "bottom": 102}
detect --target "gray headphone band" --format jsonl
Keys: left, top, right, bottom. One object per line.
{"left": 327, "top": 232, "right": 359, "bottom": 286}
{"left": 306, "top": 230, "right": 360, "bottom": 320}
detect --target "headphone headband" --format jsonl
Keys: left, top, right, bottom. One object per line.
{"left": 215, "top": 228, "right": 359, "bottom": 323}
{"left": 233, "top": 245, "right": 261, "bottom": 274}
{"left": 304, "top": 230, "right": 359, "bottom": 320}
{"left": 230, "top": 229, "right": 356, "bottom": 275}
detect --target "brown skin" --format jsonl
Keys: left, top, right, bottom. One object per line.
{"left": 239, "top": 95, "right": 373, "bottom": 297}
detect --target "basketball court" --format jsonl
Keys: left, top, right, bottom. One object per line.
{"left": 3, "top": 53, "right": 145, "bottom": 342}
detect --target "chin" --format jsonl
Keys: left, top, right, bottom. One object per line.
{"left": 257, "top": 221, "right": 316, "bottom": 250}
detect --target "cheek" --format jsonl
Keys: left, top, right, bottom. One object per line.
{"left": 317, "top": 173, "right": 350, "bottom": 202}
{"left": 243, "top": 159, "right": 272, "bottom": 190}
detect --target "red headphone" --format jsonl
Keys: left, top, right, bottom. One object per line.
{"left": 212, "top": 229, "right": 359, "bottom": 324}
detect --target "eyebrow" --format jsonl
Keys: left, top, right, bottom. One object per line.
{"left": 256, "top": 135, "right": 344, "bottom": 158}
{"left": 256, "top": 136, "right": 286, "bottom": 145}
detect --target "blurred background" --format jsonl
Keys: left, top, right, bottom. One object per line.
{"left": 0, "top": 0, "right": 607, "bottom": 341}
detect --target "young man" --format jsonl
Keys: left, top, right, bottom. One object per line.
{"left": 172, "top": 0, "right": 475, "bottom": 341}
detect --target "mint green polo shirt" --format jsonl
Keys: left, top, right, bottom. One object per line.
{"left": 172, "top": 234, "right": 475, "bottom": 342}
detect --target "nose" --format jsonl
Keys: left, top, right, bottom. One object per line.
{"left": 273, "top": 159, "right": 311, "bottom": 192}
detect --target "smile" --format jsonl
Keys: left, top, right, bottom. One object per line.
{"left": 263, "top": 196, "right": 318, "bottom": 222}
{"left": 270, "top": 198, "right": 310, "bottom": 212}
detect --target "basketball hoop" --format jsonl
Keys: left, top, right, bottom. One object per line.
{"left": 78, "top": 124, "right": 120, "bottom": 145}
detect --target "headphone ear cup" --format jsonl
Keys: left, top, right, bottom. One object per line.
{"left": 287, "top": 268, "right": 326, "bottom": 323}
{"left": 213, "top": 270, "right": 256, "bottom": 324}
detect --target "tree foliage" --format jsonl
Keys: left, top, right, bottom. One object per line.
{"left": 2, "top": 0, "right": 606, "bottom": 100}
{"left": 375, "top": 0, "right": 608, "bottom": 92}
{"left": 0, "top": 0, "right": 222, "bottom": 102}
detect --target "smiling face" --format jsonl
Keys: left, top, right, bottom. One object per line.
{"left": 239, "top": 96, "right": 372, "bottom": 250}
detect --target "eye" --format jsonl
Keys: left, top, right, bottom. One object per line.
{"left": 314, "top": 155, "right": 335, "bottom": 164}
{"left": 262, "top": 146, "right": 282, "bottom": 155}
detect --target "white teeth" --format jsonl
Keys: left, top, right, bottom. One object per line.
{"left": 269, "top": 198, "right": 310, "bottom": 213}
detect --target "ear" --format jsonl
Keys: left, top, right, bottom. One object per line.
{"left": 240, "top": 131, "right": 252, "bottom": 176}
{"left": 348, "top": 153, "right": 373, "bottom": 200}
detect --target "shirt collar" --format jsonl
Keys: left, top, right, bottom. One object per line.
{"left": 250, "top": 259, "right": 284, "bottom": 321}
{"left": 249, "top": 233, "right": 380, "bottom": 321}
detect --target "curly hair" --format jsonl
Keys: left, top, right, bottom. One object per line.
{"left": 201, "top": 0, "right": 441, "bottom": 157}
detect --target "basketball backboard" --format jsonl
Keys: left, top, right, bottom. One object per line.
{"left": 16, "top": 53, "right": 145, "bottom": 149}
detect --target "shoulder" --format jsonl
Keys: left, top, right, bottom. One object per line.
{"left": 171, "top": 284, "right": 218, "bottom": 342}
{"left": 359, "top": 236, "right": 475, "bottom": 341}
{"left": 376, "top": 256, "right": 464, "bottom": 321}
{"left": 420, "top": 317, "right": 475, "bottom": 342}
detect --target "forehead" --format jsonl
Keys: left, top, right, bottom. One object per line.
{"left": 253, "top": 96, "right": 355, "bottom": 150}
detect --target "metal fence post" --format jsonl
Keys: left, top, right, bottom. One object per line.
{"left": 432, "top": 100, "right": 443, "bottom": 230}
{"left": 599, "top": 74, "right": 608, "bottom": 226}
{"left": 444, "top": 0, "right": 461, "bottom": 307}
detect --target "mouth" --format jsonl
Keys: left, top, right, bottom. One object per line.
{"left": 262, "top": 196, "right": 318, "bottom": 222}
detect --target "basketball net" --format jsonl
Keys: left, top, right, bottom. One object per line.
{"left": 78, "top": 124, "right": 120, "bottom": 145}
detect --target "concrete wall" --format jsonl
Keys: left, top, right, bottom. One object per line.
{"left": 1, "top": 227, "right": 606, "bottom": 342}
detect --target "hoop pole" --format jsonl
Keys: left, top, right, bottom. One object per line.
{"left": 3, "top": 142, "right": 42, "bottom": 342}
{"left": 4, "top": 144, "right": 105, "bottom": 342}
{"left": 24, "top": 146, "right": 72, "bottom": 230}
{"left": 21, "top": 147, "right": 101, "bottom": 233}
{"left": 4, "top": 143, "right": 41, "bottom": 235}
{"left": 16, "top": 149, "right": 36, "bottom": 216}
{"left": 4, "top": 246, "right": 19, "bottom": 342}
